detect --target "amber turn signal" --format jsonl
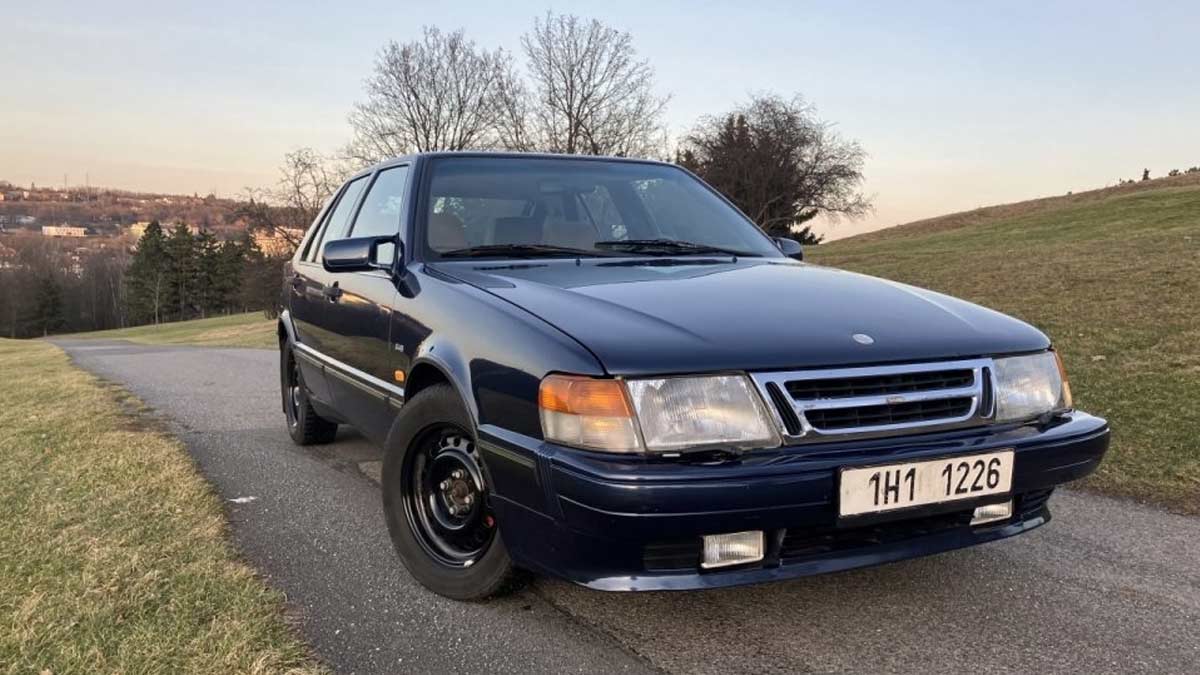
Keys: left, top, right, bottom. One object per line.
{"left": 539, "top": 375, "right": 640, "bottom": 452}
{"left": 539, "top": 375, "right": 632, "bottom": 417}
{"left": 1052, "top": 350, "right": 1073, "bottom": 409}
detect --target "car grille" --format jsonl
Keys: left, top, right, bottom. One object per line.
{"left": 805, "top": 397, "right": 975, "bottom": 430}
{"left": 751, "top": 359, "right": 992, "bottom": 442}
{"left": 779, "top": 510, "right": 974, "bottom": 560}
{"left": 786, "top": 369, "right": 974, "bottom": 400}
{"left": 643, "top": 540, "right": 702, "bottom": 572}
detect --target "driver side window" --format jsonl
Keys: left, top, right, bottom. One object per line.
{"left": 349, "top": 165, "right": 410, "bottom": 239}
{"left": 305, "top": 176, "right": 368, "bottom": 263}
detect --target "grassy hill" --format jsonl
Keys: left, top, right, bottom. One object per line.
{"left": 812, "top": 174, "right": 1200, "bottom": 513}
{"left": 68, "top": 312, "right": 276, "bottom": 349}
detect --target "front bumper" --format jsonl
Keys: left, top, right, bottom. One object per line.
{"left": 479, "top": 411, "right": 1109, "bottom": 591}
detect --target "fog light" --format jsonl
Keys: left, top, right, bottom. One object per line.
{"left": 971, "top": 500, "right": 1013, "bottom": 526}
{"left": 701, "top": 531, "right": 764, "bottom": 569}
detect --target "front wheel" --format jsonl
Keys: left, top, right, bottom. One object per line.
{"left": 382, "top": 384, "right": 517, "bottom": 600}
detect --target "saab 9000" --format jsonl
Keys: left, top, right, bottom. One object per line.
{"left": 278, "top": 153, "right": 1109, "bottom": 599}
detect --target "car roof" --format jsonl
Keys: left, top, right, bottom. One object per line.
{"left": 351, "top": 151, "right": 676, "bottom": 180}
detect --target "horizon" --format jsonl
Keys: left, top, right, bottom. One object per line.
{"left": 5, "top": 1, "right": 1199, "bottom": 240}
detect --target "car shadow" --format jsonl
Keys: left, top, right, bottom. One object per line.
{"left": 526, "top": 536, "right": 1049, "bottom": 672}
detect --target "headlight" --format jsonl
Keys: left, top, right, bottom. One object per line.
{"left": 626, "top": 375, "right": 780, "bottom": 452}
{"left": 993, "top": 351, "right": 1072, "bottom": 422}
{"left": 539, "top": 374, "right": 779, "bottom": 453}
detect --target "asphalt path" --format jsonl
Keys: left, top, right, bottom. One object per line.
{"left": 55, "top": 340, "right": 1199, "bottom": 674}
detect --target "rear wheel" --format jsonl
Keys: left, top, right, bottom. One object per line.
{"left": 281, "top": 345, "right": 338, "bottom": 445}
{"left": 382, "top": 384, "right": 517, "bottom": 600}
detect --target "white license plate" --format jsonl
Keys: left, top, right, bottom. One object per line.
{"left": 839, "top": 450, "right": 1014, "bottom": 517}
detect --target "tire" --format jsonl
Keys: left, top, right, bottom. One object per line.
{"left": 281, "top": 344, "right": 338, "bottom": 445}
{"left": 382, "top": 383, "right": 517, "bottom": 600}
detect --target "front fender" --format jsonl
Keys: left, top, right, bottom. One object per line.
{"left": 402, "top": 265, "right": 606, "bottom": 440}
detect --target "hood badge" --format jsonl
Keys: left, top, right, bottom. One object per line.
{"left": 852, "top": 333, "right": 875, "bottom": 345}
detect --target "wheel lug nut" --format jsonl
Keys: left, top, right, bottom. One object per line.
{"left": 448, "top": 505, "right": 458, "bottom": 515}
{"left": 439, "top": 480, "right": 450, "bottom": 490}
{"left": 464, "top": 495, "right": 474, "bottom": 505}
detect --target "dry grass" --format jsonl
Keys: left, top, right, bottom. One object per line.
{"left": 812, "top": 177, "right": 1200, "bottom": 514}
{"left": 0, "top": 339, "right": 322, "bottom": 673}
{"left": 68, "top": 312, "right": 277, "bottom": 349}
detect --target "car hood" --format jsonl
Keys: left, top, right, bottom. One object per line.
{"left": 430, "top": 258, "right": 1049, "bottom": 375}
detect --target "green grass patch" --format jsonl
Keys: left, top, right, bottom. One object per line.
{"left": 812, "top": 177, "right": 1200, "bottom": 514}
{"left": 68, "top": 312, "right": 277, "bottom": 349}
{"left": 0, "top": 339, "right": 321, "bottom": 673}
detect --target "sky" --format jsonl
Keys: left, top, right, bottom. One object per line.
{"left": 3, "top": 1, "right": 1198, "bottom": 239}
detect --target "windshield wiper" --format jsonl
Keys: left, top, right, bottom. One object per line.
{"left": 594, "top": 239, "right": 761, "bottom": 257}
{"left": 439, "top": 244, "right": 612, "bottom": 259}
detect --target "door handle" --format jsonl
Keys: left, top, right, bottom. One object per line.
{"left": 323, "top": 282, "right": 343, "bottom": 302}
{"left": 289, "top": 273, "right": 303, "bottom": 290}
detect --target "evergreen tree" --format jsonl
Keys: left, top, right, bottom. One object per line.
{"left": 165, "top": 223, "right": 198, "bottom": 320}
{"left": 126, "top": 221, "right": 170, "bottom": 324}
{"left": 214, "top": 238, "right": 247, "bottom": 313}
{"left": 239, "top": 232, "right": 272, "bottom": 317}
{"left": 194, "top": 229, "right": 222, "bottom": 317}
{"left": 26, "top": 275, "right": 66, "bottom": 336}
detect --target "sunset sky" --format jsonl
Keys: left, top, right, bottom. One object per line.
{"left": 4, "top": 1, "right": 1198, "bottom": 239}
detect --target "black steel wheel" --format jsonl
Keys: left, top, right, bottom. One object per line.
{"left": 280, "top": 345, "right": 338, "bottom": 445}
{"left": 285, "top": 355, "right": 302, "bottom": 432}
{"left": 404, "top": 429, "right": 497, "bottom": 567}
{"left": 382, "top": 383, "right": 518, "bottom": 600}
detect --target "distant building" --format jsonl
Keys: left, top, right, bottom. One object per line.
{"left": 42, "top": 225, "right": 90, "bottom": 238}
{"left": 128, "top": 221, "right": 153, "bottom": 239}
{"left": 253, "top": 228, "right": 304, "bottom": 256}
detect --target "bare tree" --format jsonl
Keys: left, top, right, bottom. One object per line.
{"left": 493, "top": 58, "right": 535, "bottom": 152}
{"left": 518, "top": 12, "right": 669, "bottom": 157}
{"left": 679, "top": 93, "right": 870, "bottom": 244}
{"left": 346, "top": 27, "right": 519, "bottom": 164}
{"left": 237, "top": 147, "right": 342, "bottom": 249}
{"left": 274, "top": 147, "right": 340, "bottom": 242}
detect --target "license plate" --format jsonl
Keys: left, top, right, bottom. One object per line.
{"left": 838, "top": 450, "right": 1014, "bottom": 517}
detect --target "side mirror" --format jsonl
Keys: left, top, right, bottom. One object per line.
{"left": 775, "top": 237, "right": 804, "bottom": 261}
{"left": 323, "top": 235, "right": 403, "bottom": 274}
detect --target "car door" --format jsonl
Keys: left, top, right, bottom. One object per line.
{"left": 319, "top": 164, "right": 411, "bottom": 443}
{"left": 288, "top": 174, "right": 369, "bottom": 405}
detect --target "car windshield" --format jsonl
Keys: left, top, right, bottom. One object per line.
{"left": 422, "top": 156, "right": 781, "bottom": 259}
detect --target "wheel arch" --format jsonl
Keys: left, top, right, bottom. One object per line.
{"left": 404, "top": 348, "right": 479, "bottom": 431}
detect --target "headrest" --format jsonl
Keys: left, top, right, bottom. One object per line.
{"left": 428, "top": 212, "right": 467, "bottom": 251}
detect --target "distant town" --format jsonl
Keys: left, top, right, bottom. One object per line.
{"left": 0, "top": 179, "right": 300, "bottom": 274}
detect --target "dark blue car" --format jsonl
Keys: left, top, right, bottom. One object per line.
{"left": 278, "top": 152, "right": 1109, "bottom": 599}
